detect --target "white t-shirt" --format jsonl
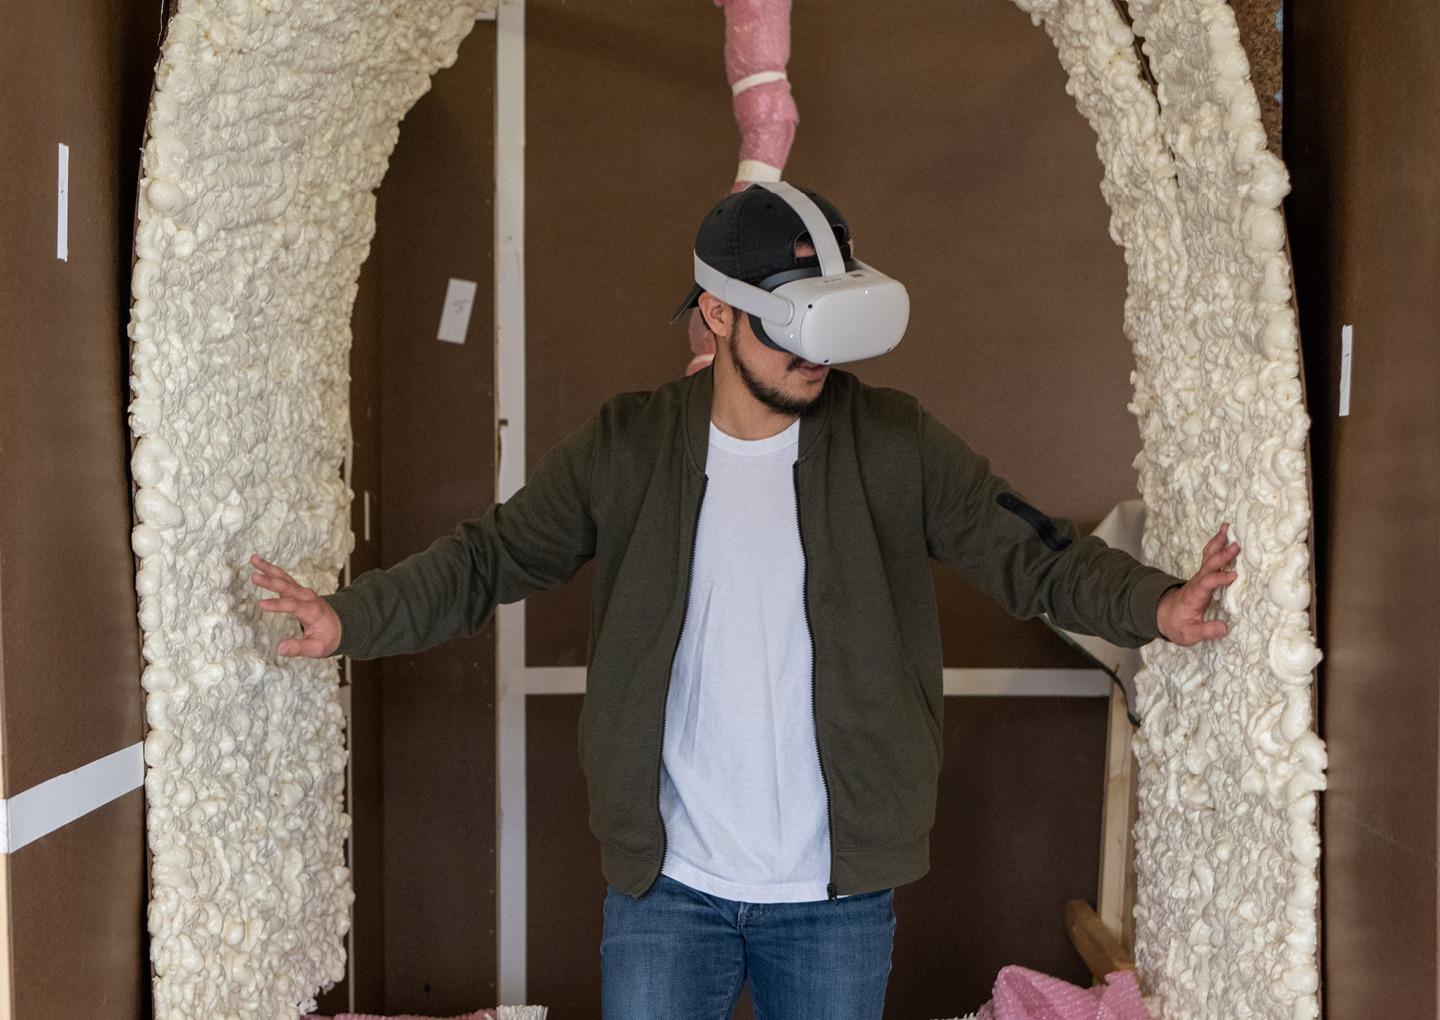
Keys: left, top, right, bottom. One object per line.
{"left": 658, "top": 418, "right": 832, "bottom": 903}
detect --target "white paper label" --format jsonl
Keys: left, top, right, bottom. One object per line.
{"left": 56, "top": 143, "right": 69, "bottom": 262}
{"left": 437, "top": 278, "right": 478, "bottom": 344}
{"left": 1339, "top": 324, "right": 1353, "bottom": 417}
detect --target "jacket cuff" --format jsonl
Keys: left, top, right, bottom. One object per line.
{"left": 1127, "top": 570, "right": 1187, "bottom": 643}
{"left": 322, "top": 588, "right": 373, "bottom": 659}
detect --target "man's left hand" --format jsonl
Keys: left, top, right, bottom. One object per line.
{"left": 1157, "top": 522, "right": 1241, "bottom": 646}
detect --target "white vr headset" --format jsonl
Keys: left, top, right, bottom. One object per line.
{"left": 693, "top": 181, "right": 910, "bottom": 365}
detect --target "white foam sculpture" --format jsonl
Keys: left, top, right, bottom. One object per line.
{"left": 1009, "top": 1, "right": 1324, "bottom": 1018}
{"left": 129, "top": 0, "right": 482, "bottom": 1015}
{"left": 128, "top": 0, "right": 1320, "bottom": 1017}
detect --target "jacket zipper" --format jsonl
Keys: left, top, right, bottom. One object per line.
{"left": 656, "top": 474, "right": 709, "bottom": 885}
{"left": 794, "top": 462, "right": 838, "bottom": 901}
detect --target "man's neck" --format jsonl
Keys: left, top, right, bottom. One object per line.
{"left": 710, "top": 357, "right": 800, "bottom": 440}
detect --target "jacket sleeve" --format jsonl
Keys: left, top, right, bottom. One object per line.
{"left": 919, "top": 408, "right": 1184, "bottom": 648}
{"left": 322, "top": 416, "right": 599, "bottom": 659}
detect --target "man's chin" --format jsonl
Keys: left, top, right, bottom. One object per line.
{"left": 761, "top": 383, "right": 823, "bottom": 417}
{"left": 731, "top": 334, "right": 827, "bottom": 416}
{"left": 741, "top": 380, "right": 807, "bottom": 415}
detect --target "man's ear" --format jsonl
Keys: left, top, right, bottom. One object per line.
{"left": 697, "top": 293, "right": 733, "bottom": 338}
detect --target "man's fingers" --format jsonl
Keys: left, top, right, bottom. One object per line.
{"left": 1199, "top": 541, "right": 1241, "bottom": 577}
{"left": 1172, "top": 617, "right": 1231, "bottom": 647}
{"left": 1199, "top": 619, "right": 1229, "bottom": 641}
{"left": 251, "top": 572, "right": 298, "bottom": 596}
{"left": 250, "top": 554, "right": 290, "bottom": 580}
{"left": 250, "top": 554, "right": 300, "bottom": 586}
{"left": 1197, "top": 569, "right": 1239, "bottom": 593}
{"left": 277, "top": 636, "right": 331, "bottom": 658}
{"left": 1201, "top": 522, "right": 1228, "bottom": 559}
{"left": 253, "top": 554, "right": 333, "bottom": 658}
{"left": 1200, "top": 542, "right": 1240, "bottom": 574}
{"left": 251, "top": 570, "right": 320, "bottom": 604}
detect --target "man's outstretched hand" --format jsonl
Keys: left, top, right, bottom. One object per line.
{"left": 250, "top": 554, "right": 342, "bottom": 658}
{"left": 1156, "top": 523, "right": 1241, "bottom": 647}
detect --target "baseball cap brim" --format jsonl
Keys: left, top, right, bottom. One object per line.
{"left": 670, "top": 281, "right": 705, "bottom": 325}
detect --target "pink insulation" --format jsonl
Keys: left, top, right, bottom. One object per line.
{"left": 685, "top": 337, "right": 716, "bottom": 375}
{"left": 686, "top": 0, "right": 800, "bottom": 374}
{"left": 305, "top": 1011, "right": 500, "bottom": 1020}
{"left": 719, "top": 0, "right": 799, "bottom": 191}
{"left": 974, "top": 967, "right": 1152, "bottom": 1020}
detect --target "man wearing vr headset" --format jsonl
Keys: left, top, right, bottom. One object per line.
{"left": 251, "top": 181, "right": 1240, "bottom": 1019}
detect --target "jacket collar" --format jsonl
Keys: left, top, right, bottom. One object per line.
{"left": 683, "top": 363, "right": 833, "bottom": 475}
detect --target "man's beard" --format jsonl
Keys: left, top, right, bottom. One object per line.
{"left": 727, "top": 317, "right": 823, "bottom": 417}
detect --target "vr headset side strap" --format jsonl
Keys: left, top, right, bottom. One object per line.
{"left": 694, "top": 254, "right": 795, "bottom": 326}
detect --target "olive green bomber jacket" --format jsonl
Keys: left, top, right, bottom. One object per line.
{"left": 323, "top": 366, "right": 1184, "bottom": 899}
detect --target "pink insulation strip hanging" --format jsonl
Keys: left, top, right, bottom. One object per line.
{"left": 686, "top": 0, "right": 800, "bottom": 374}
{"left": 720, "top": 0, "right": 799, "bottom": 192}
{"left": 974, "top": 966, "right": 1153, "bottom": 1020}
{"left": 304, "top": 1011, "right": 500, "bottom": 1020}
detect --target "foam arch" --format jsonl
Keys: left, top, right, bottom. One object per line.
{"left": 129, "top": 0, "right": 483, "bottom": 1014}
{"left": 1011, "top": 1, "right": 1322, "bottom": 1017}
{"left": 128, "top": 0, "right": 1320, "bottom": 1017}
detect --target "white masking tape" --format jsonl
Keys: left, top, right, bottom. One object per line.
{"left": 0, "top": 742, "right": 144, "bottom": 853}
{"left": 730, "top": 70, "right": 787, "bottom": 95}
{"left": 735, "top": 159, "right": 783, "bottom": 183}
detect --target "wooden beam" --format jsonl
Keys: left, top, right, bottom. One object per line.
{"left": 1096, "top": 686, "right": 1139, "bottom": 951}
{"left": 1066, "top": 899, "right": 1136, "bottom": 984}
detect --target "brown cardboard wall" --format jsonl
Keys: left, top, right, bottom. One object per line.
{"left": 1285, "top": 1, "right": 1440, "bottom": 1015}
{"left": 338, "top": 243, "right": 387, "bottom": 1012}
{"left": 7, "top": 792, "right": 148, "bottom": 1018}
{"left": 522, "top": 0, "right": 1143, "bottom": 1009}
{"left": 0, "top": 1, "right": 157, "bottom": 1015}
{"left": 358, "top": 24, "right": 501, "bottom": 1015}
{"left": 0, "top": 0, "right": 153, "bottom": 797}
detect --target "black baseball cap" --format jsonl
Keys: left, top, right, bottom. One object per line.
{"left": 670, "top": 183, "right": 854, "bottom": 323}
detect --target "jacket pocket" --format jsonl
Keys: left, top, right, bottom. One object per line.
{"left": 903, "top": 668, "right": 942, "bottom": 770}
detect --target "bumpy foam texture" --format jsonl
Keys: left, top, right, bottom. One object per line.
{"left": 128, "top": 1, "right": 480, "bottom": 1015}
{"left": 1010, "top": 1, "right": 1323, "bottom": 1017}
{"left": 128, "top": 0, "right": 1319, "bottom": 1016}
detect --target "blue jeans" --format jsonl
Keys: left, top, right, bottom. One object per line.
{"left": 601, "top": 873, "right": 895, "bottom": 1019}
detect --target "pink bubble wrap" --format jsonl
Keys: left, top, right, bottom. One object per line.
{"left": 304, "top": 1011, "right": 497, "bottom": 1020}
{"left": 974, "top": 966, "right": 1152, "bottom": 1020}
{"left": 716, "top": 0, "right": 798, "bottom": 185}
{"left": 685, "top": 0, "right": 799, "bottom": 371}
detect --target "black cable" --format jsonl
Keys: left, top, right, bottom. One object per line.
{"left": 1039, "top": 616, "right": 1143, "bottom": 728}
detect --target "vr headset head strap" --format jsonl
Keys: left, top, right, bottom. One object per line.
{"left": 753, "top": 181, "right": 848, "bottom": 278}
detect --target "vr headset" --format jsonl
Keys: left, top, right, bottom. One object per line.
{"left": 692, "top": 182, "right": 910, "bottom": 365}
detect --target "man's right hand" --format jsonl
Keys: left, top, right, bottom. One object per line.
{"left": 250, "top": 554, "right": 342, "bottom": 658}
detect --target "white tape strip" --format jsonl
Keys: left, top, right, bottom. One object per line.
{"left": 56, "top": 142, "right": 70, "bottom": 262}
{"left": 522, "top": 667, "right": 1109, "bottom": 698}
{"left": 735, "top": 159, "right": 783, "bottom": 183}
{"left": 495, "top": 0, "right": 529, "bottom": 1003}
{"left": 0, "top": 742, "right": 144, "bottom": 853}
{"left": 942, "top": 668, "right": 1109, "bottom": 697}
{"left": 1339, "top": 323, "right": 1353, "bottom": 417}
{"left": 730, "top": 70, "right": 787, "bottom": 95}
